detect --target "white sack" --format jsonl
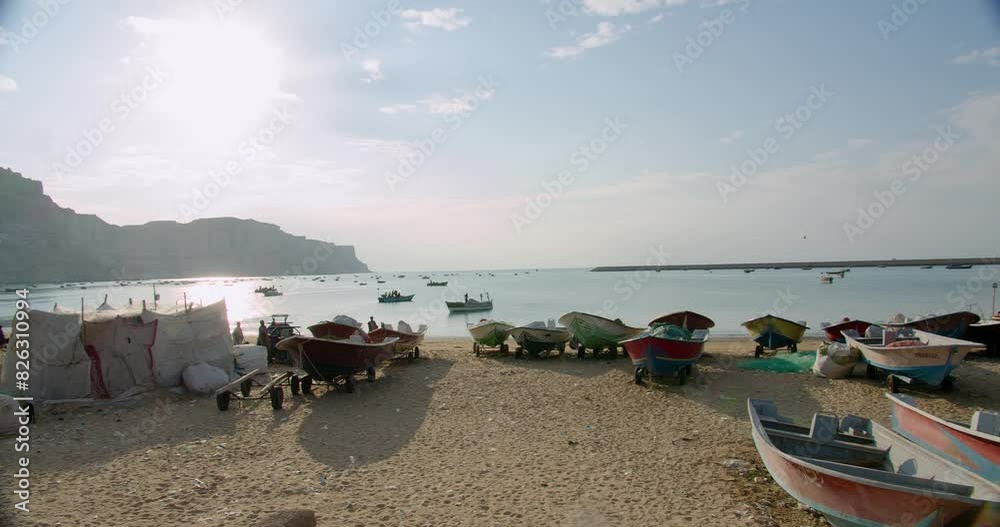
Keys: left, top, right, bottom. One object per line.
{"left": 182, "top": 363, "right": 230, "bottom": 394}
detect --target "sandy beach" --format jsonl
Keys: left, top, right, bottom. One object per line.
{"left": 4, "top": 337, "right": 999, "bottom": 527}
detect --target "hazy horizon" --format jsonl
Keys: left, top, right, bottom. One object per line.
{"left": 2, "top": 1, "right": 999, "bottom": 271}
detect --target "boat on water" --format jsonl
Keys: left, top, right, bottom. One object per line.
{"left": 741, "top": 315, "right": 808, "bottom": 356}
{"left": 558, "top": 311, "right": 643, "bottom": 359}
{"left": 822, "top": 318, "right": 873, "bottom": 343}
{"left": 427, "top": 280, "right": 448, "bottom": 287}
{"left": 886, "top": 393, "right": 999, "bottom": 482}
{"left": 622, "top": 311, "right": 714, "bottom": 385}
{"left": 378, "top": 290, "right": 414, "bottom": 303}
{"left": 824, "top": 269, "right": 848, "bottom": 277}
{"left": 368, "top": 321, "right": 427, "bottom": 360}
{"left": 308, "top": 315, "right": 364, "bottom": 340}
{"left": 508, "top": 320, "right": 571, "bottom": 358}
{"left": 743, "top": 269, "right": 755, "bottom": 274}
{"left": 275, "top": 335, "right": 398, "bottom": 390}
{"left": 263, "top": 289, "right": 283, "bottom": 297}
{"left": 748, "top": 399, "right": 1000, "bottom": 527}
{"left": 446, "top": 293, "right": 493, "bottom": 313}
{"left": 255, "top": 285, "right": 279, "bottom": 295}
{"left": 921, "top": 265, "right": 934, "bottom": 269}
{"left": 882, "top": 311, "right": 980, "bottom": 339}
{"left": 820, "top": 275, "right": 834, "bottom": 284}
{"left": 844, "top": 329, "right": 984, "bottom": 391}
{"left": 947, "top": 264, "right": 974, "bottom": 270}
{"left": 468, "top": 319, "right": 514, "bottom": 356}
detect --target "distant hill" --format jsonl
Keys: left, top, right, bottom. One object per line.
{"left": 0, "top": 168, "right": 369, "bottom": 282}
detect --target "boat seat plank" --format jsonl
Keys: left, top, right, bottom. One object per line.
{"left": 761, "top": 418, "right": 877, "bottom": 446}
{"left": 801, "top": 457, "right": 976, "bottom": 497}
{"left": 765, "top": 427, "right": 888, "bottom": 468}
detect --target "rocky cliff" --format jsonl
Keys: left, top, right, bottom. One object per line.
{"left": 0, "top": 168, "right": 369, "bottom": 282}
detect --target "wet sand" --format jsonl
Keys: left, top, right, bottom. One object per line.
{"left": 3, "top": 337, "right": 998, "bottom": 526}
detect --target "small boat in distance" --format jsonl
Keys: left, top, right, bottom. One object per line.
{"left": 468, "top": 319, "right": 514, "bottom": 356}
{"left": 427, "top": 280, "right": 448, "bottom": 287}
{"left": 824, "top": 269, "right": 847, "bottom": 277}
{"left": 845, "top": 329, "right": 984, "bottom": 392}
{"left": 378, "top": 290, "right": 414, "bottom": 303}
{"left": 558, "top": 311, "right": 643, "bottom": 359}
{"left": 748, "top": 399, "right": 1000, "bottom": 527}
{"left": 622, "top": 311, "right": 714, "bottom": 385}
{"left": 743, "top": 269, "right": 755, "bottom": 273}
{"left": 263, "top": 289, "right": 283, "bottom": 297}
{"left": 886, "top": 393, "right": 999, "bottom": 482}
{"left": 820, "top": 275, "right": 833, "bottom": 284}
{"left": 742, "top": 315, "right": 808, "bottom": 356}
{"left": 946, "top": 264, "right": 974, "bottom": 270}
{"left": 921, "top": 265, "right": 934, "bottom": 269}
{"left": 447, "top": 293, "right": 493, "bottom": 313}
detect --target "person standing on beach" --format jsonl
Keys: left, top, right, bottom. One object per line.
{"left": 367, "top": 316, "right": 378, "bottom": 332}
{"left": 257, "top": 320, "right": 269, "bottom": 347}
{"left": 232, "top": 322, "right": 244, "bottom": 345}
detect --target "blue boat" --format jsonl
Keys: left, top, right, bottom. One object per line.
{"left": 844, "top": 330, "right": 984, "bottom": 392}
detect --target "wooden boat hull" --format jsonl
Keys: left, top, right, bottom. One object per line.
{"left": 749, "top": 399, "right": 1000, "bottom": 527}
{"left": 378, "top": 295, "right": 414, "bottom": 303}
{"left": 883, "top": 311, "right": 980, "bottom": 339}
{"left": 742, "top": 315, "right": 808, "bottom": 350}
{"left": 845, "top": 331, "right": 982, "bottom": 386}
{"left": 967, "top": 320, "right": 1000, "bottom": 356}
{"left": 467, "top": 321, "right": 513, "bottom": 348}
{"left": 368, "top": 327, "right": 425, "bottom": 354}
{"left": 308, "top": 321, "right": 362, "bottom": 340}
{"left": 275, "top": 336, "right": 397, "bottom": 380}
{"left": 508, "top": 326, "right": 571, "bottom": 355}
{"left": 887, "top": 393, "right": 1000, "bottom": 483}
{"left": 621, "top": 335, "right": 704, "bottom": 377}
{"left": 823, "top": 320, "right": 873, "bottom": 343}
{"left": 558, "top": 312, "right": 642, "bottom": 348}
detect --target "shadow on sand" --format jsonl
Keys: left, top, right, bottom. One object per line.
{"left": 297, "top": 357, "right": 453, "bottom": 469}
{"left": 474, "top": 349, "right": 628, "bottom": 379}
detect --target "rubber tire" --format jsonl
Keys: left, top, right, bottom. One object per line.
{"left": 301, "top": 376, "right": 313, "bottom": 395}
{"left": 754, "top": 345, "right": 763, "bottom": 358}
{"left": 634, "top": 367, "right": 645, "bottom": 385}
{"left": 558, "top": 343, "right": 566, "bottom": 356}
{"left": 677, "top": 367, "right": 688, "bottom": 386}
{"left": 216, "top": 391, "right": 231, "bottom": 412}
{"left": 941, "top": 376, "right": 955, "bottom": 393}
{"left": 865, "top": 363, "right": 879, "bottom": 379}
{"left": 607, "top": 346, "right": 616, "bottom": 359}
{"left": 414, "top": 347, "right": 420, "bottom": 359}
{"left": 345, "top": 376, "right": 356, "bottom": 394}
{"left": 240, "top": 379, "right": 252, "bottom": 397}
{"left": 290, "top": 375, "right": 301, "bottom": 396}
{"left": 474, "top": 342, "right": 480, "bottom": 357}
{"left": 577, "top": 346, "right": 586, "bottom": 359}
{"left": 270, "top": 387, "right": 284, "bottom": 410}
{"left": 514, "top": 347, "right": 523, "bottom": 359}
{"left": 367, "top": 367, "right": 376, "bottom": 383}
{"left": 790, "top": 343, "right": 798, "bottom": 353}
{"left": 887, "top": 375, "right": 900, "bottom": 394}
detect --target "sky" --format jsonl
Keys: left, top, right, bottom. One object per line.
{"left": 0, "top": 0, "right": 999, "bottom": 271}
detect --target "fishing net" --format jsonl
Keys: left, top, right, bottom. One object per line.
{"left": 737, "top": 351, "right": 816, "bottom": 373}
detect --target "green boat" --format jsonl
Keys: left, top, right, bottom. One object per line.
{"left": 558, "top": 311, "right": 643, "bottom": 359}
{"left": 467, "top": 319, "right": 514, "bottom": 356}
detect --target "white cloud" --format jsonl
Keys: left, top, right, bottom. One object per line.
{"left": 343, "top": 137, "right": 417, "bottom": 158}
{"left": 361, "top": 59, "right": 383, "bottom": 83}
{"left": 583, "top": 0, "right": 686, "bottom": 16}
{"left": 0, "top": 74, "right": 17, "bottom": 92}
{"left": 379, "top": 104, "right": 418, "bottom": 115}
{"left": 117, "top": 16, "right": 178, "bottom": 37}
{"left": 699, "top": 0, "right": 748, "bottom": 7}
{"left": 419, "top": 91, "right": 494, "bottom": 115}
{"left": 546, "top": 22, "right": 631, "bottom": 59}
{"left": 812, "top": 138, "right": 873, "bottom": 162}
{"left": 719, "top": 129, "right": 744, "bottom": 144}
{"left": 401, "top": 8, "right": 471, "bottom": 31}
{"left": 647, "top": 13, "right": 666, "bottom": 24}
{"left": 951, "top": 46, "right": 1000, "bottom": 67}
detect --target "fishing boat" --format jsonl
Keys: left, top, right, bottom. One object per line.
{"left": 822, "top": 318, "right": 873, "bottom": 343}
{"left": 621, "top": 311, "right": 714, "bottom": 385}
{"left": 275, "top": 335, "right": 398, "bottom": 391}
{"left": 427, "top": 280, "right": 448, "bottom": 287}
{"left": 368, "top": 321, "right": 427, "bottom": 360}
{"left": 947, "top": 264, "right": 974, "bottom": 270}
{"left": 920, "top": 265, "right": 934, "bottom": 269}
{"left": 741, "top": 315, "right": 809, "bottom": 357}
{"left": 844, "top": 329, "right": 984, "bottom": 392}
{"left": 446, "top": 293, "right": 493, "bottom": 313}
{"left": 743, "top": 269, "right": 755, "bottom": 274}
{"left": 263, "top": 289, "right": 283, "bottom": 297}
{"left": 882, "top": 311, "right": 980, "bottom": 339}
{"left": 967, "top": 315, "right": 1000, "bottom": 356}
{"left": 308, "top": 315, "right": 364, "bottom": 340}
{"left": 886, "top": 393, "right": 999, "bottom": 482}
{"left": 378, "top": 290, "right": 414, "bottom": 303}
{"left": 748, "top": 399, "right": 1000, "bottom": 527}
{"left": 558, "top": 311, "right": 643, "bottom": 359}
{"left": 508, "top": 320, "right": 571, "bottom": 359}
{"left": 824, "top": 269, "right": 848, "bottom": 277}
{"left": 468, "top": 319, "right": 514, "bottom": 356}
{"left": 820, "top": 275, "right": 834, "bottom": 284}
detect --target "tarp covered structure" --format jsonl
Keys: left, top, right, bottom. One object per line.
{"left": 0, "top": 300, "right": 234, "bottom": 400}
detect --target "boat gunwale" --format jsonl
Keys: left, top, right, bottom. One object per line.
{"left": 886, "top": 393, "right": 1000, "bottom": 445}
{"left": 844, "top": 329, "right": 985, "bottom": 354}
{"left": 740, "top": 314, "right": 810, "bottom": 330}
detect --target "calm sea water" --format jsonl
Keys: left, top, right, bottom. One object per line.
{"left": 2, "top": 267, "right": 998, "bottom": 337}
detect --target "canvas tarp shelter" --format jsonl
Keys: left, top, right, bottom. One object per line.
{"left": 141, "top": 300, "right": 234, "bottom": 387}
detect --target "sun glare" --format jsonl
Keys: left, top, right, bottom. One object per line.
{"left": 150, "top": 18, "right": 284, "bottom": 148}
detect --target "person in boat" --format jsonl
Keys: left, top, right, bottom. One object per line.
{"left": 368, "top": 316, "right": 378, "bottom": 332}
{"left": 232, "top": 321, "right": 244, "bottom": 345}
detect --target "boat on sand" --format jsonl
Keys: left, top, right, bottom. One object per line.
{"left": 622, "top": 311, "right": 713, "bottom": 385}
{"left": 844, "top": 329, "right": 984, "bottom": 392}
{"left": 822, "top": 318, "right": 873, "bottom": 343}
{"left": 882, "top": 311, "right": 980, "bottom": 339}
{"left": 508, "top": 320, "right": 571, "bottom": 359}
{"left": 308, "top": 315, "right": 364, "bottom": 340}
{"left": 749, "top": 398, "right": 999, "bottom": 527}
{"left": 558, "top": 311, "right": 642, "bottom": 359}
{"left": 368, "top": 321, "right": 427, "bottom": 360}
{"left": 742, "top": 314, "right": 808, "bottom": 356}
{"left": 468, "top": 319, "right": 514, "bottom": 356}
{"left": 275, "top": 335, "right": 398, "bottom": 392}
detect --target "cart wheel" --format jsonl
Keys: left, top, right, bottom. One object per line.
{"left": 290, "top": 375, "right": 301, "bottom": 396}
{"left": 754, "top": 344, "right": 763, "bottom": 358}
{"left": 790, "top": 343, "right": 798, "bottom": 353}
{"left": 216, "top": 391, "right": 231, "bottom": 412}
{"left": 301, "top": 376, "right": 313, "bottom": 395}
{"left": 514, "top": 347, "right": 523, "bottom": 359}
{"left": 558, "top": 343, "right": 566, "bottom": 356}
{"left": 685, "top": 364, "right": 694, "bottom": 376}
{"left": 240, "top": 379, "right": 252, "bottom": 397}
{"left": 502, "top": 343, "right": 509, "bottom": 354}
{"left": 345, "top": 376, "right": 356, "bottom": 394}
{"left": 414, "top": 347, "right": 420, "bottom": 359}
{"left": 407, "top": 351, "right": 414, "bottom": 362}
{"left": 577, "top": 346, "right": 586, "bottom": 359}
{"left": 941, "top": 376, "right": 955, "bottom": 393}
{"left": 366, "top": 367, "right": 376, "bottom": 383}
{"left": 865, "top": 363, "right": 879, "bottom": 379}
{"left": 269, "top": 387, "right": 284, "bottom": 410}
{"left": 677, "top": 367, "right": 688, "bottom": 386}
{"left": 634, "top": 367, "right": 645, "bottom": 385}
{"left": 887, "top": 374, "right": 900, "bottom": 394}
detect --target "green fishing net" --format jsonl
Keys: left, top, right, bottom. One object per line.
{"left": 736, "top": 351, "right": 816, "bottom": 373}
